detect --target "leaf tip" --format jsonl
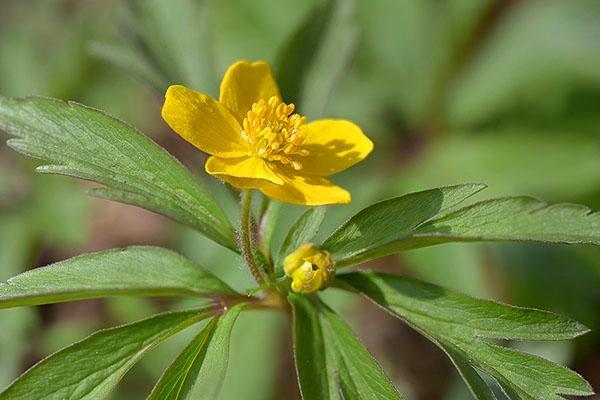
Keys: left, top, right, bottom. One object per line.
{"left": 572, "top": 321, "right": 592, "bottom": 337}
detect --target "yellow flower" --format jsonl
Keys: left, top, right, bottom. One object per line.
{"left": 161, "top": 60, "right": 373, "bottom": 205}
{"left": 284, "top": 243, "right": 335, "bottom": 294}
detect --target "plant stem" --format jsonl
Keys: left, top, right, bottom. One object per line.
{"left": 240, "top": 190, "right": 265, "bottom": 286}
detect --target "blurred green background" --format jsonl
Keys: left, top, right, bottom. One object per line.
{"left": 0, "top": 0, "right": 599, "bottom": 398}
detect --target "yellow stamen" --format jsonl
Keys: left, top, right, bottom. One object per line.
{"left": 241, "top": 96, "right": 310, "bottom": 168}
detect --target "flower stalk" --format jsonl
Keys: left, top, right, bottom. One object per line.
{"left": 240, "top": 190, "right": 266, "bottom": 286}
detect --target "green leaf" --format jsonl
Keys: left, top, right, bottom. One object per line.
{"left": 319, "top": 299, "right": 403, "bottom": 399}
{"left": 257, "top": 199, "right": 281, "bottom": 260}
{"left": 215, "top": 309, "right": 284, "bottom": 400}
{"left": 322, "top": 183, "right": 487, "bottom": 266}
{"left": 324, "top": 185, "right": 600, "bottom": 267}
{"left": 289, "top": 294, "right": 333, "bottom": 400}
{"left": 292, "top": 0, "right": 358, "bottom": 118}
{"left": 447, "top": 0, "right": 600, "bottom": 127}
{"left": 183, "top": 303, "right": 245, "bottom": 400}
{"left": 133, "top": 0, "right": 215, "bottom": 91}
{"left": 147, "top": 318, "right": 218, "bottom": 399}
{"left": 0, "top": 246, "right": 236, "bottom": 309}
{"left": 444, "top": 346, "right": 496, "bottom": 400}
{"left": 338, "top": 271, "right": 593, "bottom": 399}
{"left": 276, "top": 207, "right": 326, "bottom": 275}
{"left": 95, "top": 0, "right": 216, "bottom": 93}
{"left": 0, "top": 96, "right": 236, "bottom": 250}
{"left": 289, "top": 293, "right": 402, "bottom": 400}
{"left": 395, "top": 130, "right": 600, "bottom": 200}
{"left": 89, "top": 41, "right": 167, "bottom": 93}
{"left": 413, "top": 197, "right": 600, "bottom": 247}
{"left": 275, "top": 0, "right": 357, "bottom": 116}
{"left": 0, "top": 214, "right": 37, "bottom": 389}
{"left": 0, "top": 308, "right": 213, "bottom": 400}
{"left": 274, "top": 0, "right": 336, "bottom": 105}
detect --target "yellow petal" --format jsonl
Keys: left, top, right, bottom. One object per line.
{"left": 219, "top": 61, "right": 281, "bottom": 123}
{"left": 162, "top": 85, "right": 247, "bottom": 157}
{"left": 211, "top": 168, "right": 350, "bottom": 205}
{"left": 258, "top": 168, "right": 350, "bottom": 206}
{"left": 205, "top": 156, "right": 284, "bottom": 185}
{"left": 211, "top": 175, "right": 269, "bottom": 190}
{"left": 296, "top": 119, "right": 373, "bottom": 175}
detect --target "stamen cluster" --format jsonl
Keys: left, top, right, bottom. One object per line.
{"left": 241, "top": 96, "right": 309, "bottom": 170}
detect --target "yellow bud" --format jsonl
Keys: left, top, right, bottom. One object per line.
{"left": 283, "top": 243, "right": 335, "bottom": 294}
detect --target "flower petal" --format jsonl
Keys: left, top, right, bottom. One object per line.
{"left": 212, "top": 175, "right": 270, "bottom": 190}
{"left": 219, "top": 61, "right": 281, "bottom": 123}
{"left": 205, "top": 156, "right": 284, "bottom": 185}
{"left": 162, "top": 85, "right": 247, "bottom": 157}
{"left": 211, "top": 170, "right": 350, "bottom": 205}
{"left": 259, "top": 168, "right": 350, "bottom": 206}
{"left": 296, "top": 119, "right": 373, "bottom": 175}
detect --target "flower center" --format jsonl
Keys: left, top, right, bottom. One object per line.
{"left": 241, "top": 96, "right": 309, "bottom": 170}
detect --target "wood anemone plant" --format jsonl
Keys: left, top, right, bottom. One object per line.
{"left": 0, "top": 79, "right": 598, "bottom": 398}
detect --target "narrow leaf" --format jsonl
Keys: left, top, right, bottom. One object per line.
{"left": 89, "top": 41, "right": 167, "bottom": 92}
{"left": 277, "top": 207, "right": 326, "bottom": 274}
{"left": 0, "top": 308, "right": 213, "bottom": 400}
{"left": 0, "top": 96, "right": 236, "bottom": 250}
{"left": 147, "top": 318, "right": 219, "bottom": 400}
{"left": 258, "top": 199, "right": 281, "bottom": 259}
{"left": 274, "top": 0, "right": 336, "bottom": 105}
{"left": 184, "top": 303, "right": 245, "bottom": 400}
{"left": 319, "top": 300, "right": 403, "bottom": 400}
{"left": 289, "top": 294, "right": 335, "bottom": 400}
{"left": 0, "top": 246, "right": 236, "bottom": 309}
{"left": 290, "top": 293, "right": 402, "bottom": 399}
{"left": 149, "top": 305, "right": 245, "bottom": 400}
{"left": 293, "top": 0, "right": 359, "bottom": 118}
{"left": 338, "top": 271, "right": 593, "bottom": 399}
{"left": 322, "top": 183, "right": 486, "bottom": 266}
{"left": 125, "top": 0, "right": 215, "bottom": 91}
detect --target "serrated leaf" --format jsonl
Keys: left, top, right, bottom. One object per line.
{"left": 0, "top": 96, "right": 236, "bottom": 250}
{"left": 322, "top": 183, "right": 487, "bottom": 266}
{"left": 324, "top": 185, "right": 600, "bottom": 267}
{"left": 289, "top": 293, "right": 402, "bottom": 400}
{"left": 338, "top": 271, "right": 593, "bottom": 399}
{"left": 0, "top": 308, "right": 213, "bottom": 400}
{"left": 276, "top": 207, "right": 326, "bottom": 275}
{"left": 414, "top": 197, "right": 600, "bottom": 246}
{"left": 0, "top": 246, "right": 236, "bottom": 309}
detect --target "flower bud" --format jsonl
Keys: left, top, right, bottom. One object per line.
{"left": 283, "top": 243, "right": 335, "bottom": 294}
